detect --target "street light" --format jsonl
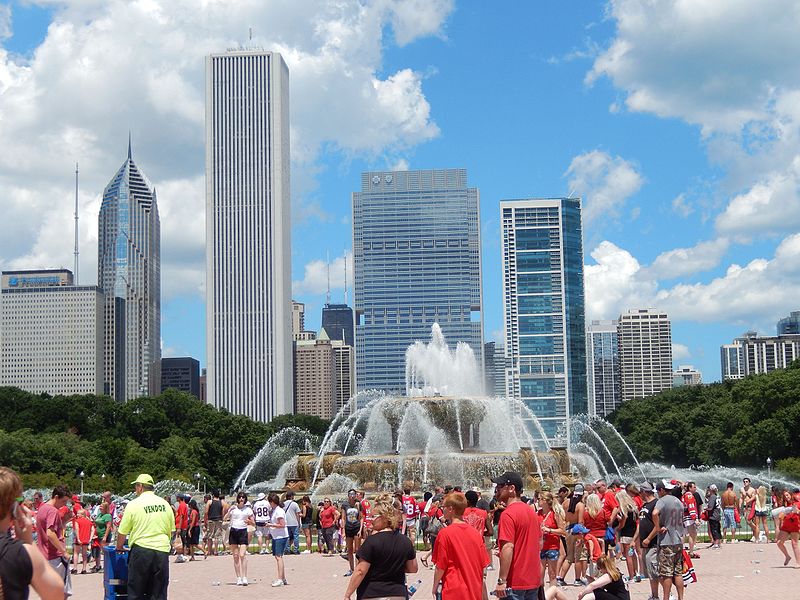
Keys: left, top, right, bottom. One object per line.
{"left": 767, "top": 457, "right": 772, "bottom": 478}
{"left": 79, "top": 471, "right": 85, "bottom": 501}
{"left": 194, "top": 472, "right": 201, "bottom": 492}
{"left": 202, "top": 476, "right": 207, "bottom": 494}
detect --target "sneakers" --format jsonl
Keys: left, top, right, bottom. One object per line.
{"left": 271, "top": 579, "right": 285, "bottom": 587}
{"left": 242, "top": 577, "right": 248, "bottom": 586}
{"left": 344, "top": 571, "right": 353, "bottom": 577}
{"left": 236, "top": 577, "right": 243, "bottom": 586}
{"left": 555, "top": 577, "right": 566, "bottom": 586}
{"left": 301, "top": 549, "right": 311, "bottom": 554}
{"left": 574, "top": 578, "right": 588, "bottom": 586}
{"left": 633, "top": 574, "right": 642, "bottom": 582}
{"left": 175, "top": 555, "right": 187, "bottom": 564}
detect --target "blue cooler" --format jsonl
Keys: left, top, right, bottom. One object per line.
{"left": 103, "top": 547, "right": 129, "bottom": 600}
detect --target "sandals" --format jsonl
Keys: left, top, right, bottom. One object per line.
{"left": 689, "top": 552, "right": 701, "bottom": 558}
{"left": 420, "top": 557, "right": 429, "bottom": 568}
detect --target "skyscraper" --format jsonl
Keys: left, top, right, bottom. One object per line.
{"left": 586, "top": 319, "right": 620, "bottom": 418}
{"left": 501, "top": 198, "right": 587, "bottom": 444}
{"left": 161, "top": 357, "right": 201, "bottom": 398}
{"left": 617, "top": 308, "right": 673, "bottom": 402}
{"left": 206, "top": 50, "right": 292, "bottom": 422}
{"left": 353, "top": 169, "right": 483, "bottom": 392}
{"left": 722, "top": 331, "right": 800, "bottom": 377}
{"left": 322, "top": 303, "right": 354, "bottom": 347}
{"left": 673, "top": 365, "right": 702, "bottom": 387}
{"left": 98, "top": 142, "right": 161, "bottom": 401}
{"left": 777, "top": 311, "right": 800, "bottom": 335}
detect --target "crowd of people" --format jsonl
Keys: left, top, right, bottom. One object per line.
{"left": 2, "top": 465, "right": 800, "bottom": 600}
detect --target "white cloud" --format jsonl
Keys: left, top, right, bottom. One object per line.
{"left": 672, "top": 343, "right": 690, "bottom": 361}
{"left": 645, "top": 238, "right": 729, "bottom": 280}
{"left": 585, "top": 234, "right": 800, "bottom": 326}
{"left": 293, "top": 252, "right": 354, "bottom": 296}
{"left": 671, "top": 193, "right": 694, "bottom": 218}
{"left": 0, "top": 0, "right": 451, "bottom": 288}
{"left": 0, "top": 5, "right": 11, "bottom": 41}
{"left": 564, "top": 150, "right": 643, "bottom": 223}
{"left": 715, "top": 157, "right": 800, "bottom": 234}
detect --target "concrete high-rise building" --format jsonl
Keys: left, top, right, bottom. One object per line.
{"left": 0, "top": 270, "right": 103, "bottom": 395}
{"left": 293, "top": 336, "right": 336, "bottom": 420}
{"left": 617, "top": 309, "right": 673, "bottom": 402}
{"left": 292, "top": 301, "right": 305, "bottom": 340}
{"left": 206, "top": 50, "right": 292, "bottom": 422}
{"left": 501, "top": 198, "right": 587, "bottom": 444}
{"left": 673, "top": 365, "right": 702, "bottom": 387}
{"left": 483, "top": 341, "right": 507, "bottom": 397}
{"left": 200, "top": 368, "right": 207, "bottom": 403}
{"left": 722, "top": 331, "right": 800, "bottom": 377}
{"left": 777, "top": 311, "right": 800, "bottom": 336}
{"left": 322, "top": 303, "right": 354, "bottom": 348}
{"left": 586, "top": 319, "right": 620, "bottom": 418}
{"left": 98, "top": 142, "right": 161, "bottom": 401}
{"left": 353, "top": 169, "right": 483, "bottom": 393}
{"left": 161, "top": 357, "right": 201, "bottom": 398}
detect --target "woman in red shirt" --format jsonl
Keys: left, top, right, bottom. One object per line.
{"left": 319, "top": 498, "right": 338, "bottom": 554}
{"left": 539, "top": 492, "right": 567, "bottom": 587}
{"left": 776, "top": 490, "right": 800, "bottom": 567}
{"left": 583, "top": 494, "right": 610, "bottom": 546}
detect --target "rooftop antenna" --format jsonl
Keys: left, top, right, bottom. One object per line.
{"left": 73, "top": 162, "right": 79, "bottom": 284}
{"left": 326, "top": 251, "right": 331, "bottom": 305}
{"left": 343, "top": 250, "right": 348, "bottom": 305}
{"left": 127, "top": 131, "right": 132, "bottom": 160}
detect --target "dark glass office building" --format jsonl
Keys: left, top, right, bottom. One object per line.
{"left": 322, "top": 303, "right": 354, "bottom": 347}
{"left": 161, "top": 357, "right": 200, "bottom": 398}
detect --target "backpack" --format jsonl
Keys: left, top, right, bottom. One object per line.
{"left": 426, "top": 509, "right": 445, "bottom": 536}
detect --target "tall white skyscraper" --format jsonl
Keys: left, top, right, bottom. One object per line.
{"left": 205, "top": 50, "right": 292, "bottom": 422}
{"left": 98, "top": 143, "right": 161, "bottom": 401}
{"left": 617, "top": 308, "right": 673, "bottom": 402}
{"left": 586, "top": 319, "right": 620, "bottom": 418}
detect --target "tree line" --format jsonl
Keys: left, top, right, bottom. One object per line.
{"left": 0, "top": 387, "right": 330, "bottom": 493}
{"left": 608, "top": 360, "right": 800, "bottom": 478}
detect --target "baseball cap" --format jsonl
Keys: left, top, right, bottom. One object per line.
{"left": 640, "top": 481, "right": 654, "bottom": 493}
{"left": 571, "top": 524, "right": 589, "bottom": 535}
{"left": 131, "top": 474, "right": 155, "bottom": 486}
{"left": 573, "top": 483, "right": 585, "bottom": 496}
{"left": 257, "top": 492, "right": 266, "bottom": 500}
{"left": 491, "top": 471, "right": 524, "bottom": 492}
{"left": 656, "top": 479, "right": 675, "bottom": 491}
{"left": 71, "top": 495, "right": 80, "bottom": 503}
{"left": 709, "top": 484, "right": 718, "bottom": 491}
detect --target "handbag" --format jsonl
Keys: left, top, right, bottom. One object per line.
{"left": 604, "top": 526, "right": 616, "bottom": 542}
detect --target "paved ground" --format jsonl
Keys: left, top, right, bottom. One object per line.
{"left": 35, "top": 540, "right": 798, "bottom": 599}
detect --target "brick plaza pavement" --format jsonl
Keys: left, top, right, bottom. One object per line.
{"left": 34, "top": 540, "right": 798, "bottom": 599}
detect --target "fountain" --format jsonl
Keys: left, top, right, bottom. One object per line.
{"left": 237, "top": 324, "right": 574, "bottom": 493}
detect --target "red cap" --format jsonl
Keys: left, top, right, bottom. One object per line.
{"left": 72, "top": 495, "right": 80, "bottom": 503}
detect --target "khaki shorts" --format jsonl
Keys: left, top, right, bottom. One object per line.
{"left": 204, "top": 520, "right": 223, "bottom": 541}
{"left": 565, "top": 532, "right": 579, "bottom": 562}
{"left": 657, "top": 544, "right": 684, "bottom": 578}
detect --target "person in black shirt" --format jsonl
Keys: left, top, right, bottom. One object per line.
{"left": 634, "top": 483, "right": 659, "bottom": 600}
{"left": 343, "top": 494, "right": 418, "bottom": 600}
{"left": 576, "top": 554, "right": 630, "bottom": 600}
{"left": 0, "top": 467, "right": 63, "bottom": 600}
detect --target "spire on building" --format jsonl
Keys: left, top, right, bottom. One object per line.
{"left": 127, "top": 131, "right": 132, "bottom": 160}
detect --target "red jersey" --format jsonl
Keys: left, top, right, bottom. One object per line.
{"left": 175, "top": 501, "right": 189, "bottom": 529}
{"left": 583, "top": 533, "right": 603, "bottom": 562}
{"left": 432, "top": 522, "right": 489, "bottom": 600}
{"left": 401, "top": 495, "right": 418, "bottom": 522}
{"left": 361, "top": 499, "right": 373, "bottom": 528}
{"left": 540, "top": 511, "right": 560, "bottom": 551}
{"left": 601, "top": 491, "right": 618, "bottom": 513}
{"left": 463, "top": 507, "right": 488, "bottom": 536}
{"left": 497, "top": 501, "right": 541, "bottom": 590}
{"left": 682, "top": 492, "right": 698, "bottom": 520}
{"left": 74, "top": 516, "right": 94, "bottom": 545}
{"left": 583, "top": 507, "right": 609, "bottom": 539}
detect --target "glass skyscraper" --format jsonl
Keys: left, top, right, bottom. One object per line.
{"left": 322, "top": 303, "right": 354, "bottom": 347}
{"left": 586, "top": 319, "right": 620, "bottom": 418}
{"left": 353, "top": 169, "right": 483, "bottom": 393}
{"left": 205, "top": 50, "right": 293, "bottom": 422}
{"left": 501, "top": 198, "right": 587, "bottom": 444}
{"left": 98, "top": 142, "right": 161, "bottom": 401}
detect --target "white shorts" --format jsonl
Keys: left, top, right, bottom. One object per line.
{"left": 255, "top": 525, "right": 271, "bottom": 539}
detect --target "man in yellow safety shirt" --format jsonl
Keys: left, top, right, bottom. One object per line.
{"left": 116, "top": 474, "right": 175, "bottom": 600}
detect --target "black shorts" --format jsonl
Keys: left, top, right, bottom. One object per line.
{"left": 229, "top": 528, "right": 249, "bottom": 546}
{"left": 345, "top": 527, "right": 361, "bottom": 539}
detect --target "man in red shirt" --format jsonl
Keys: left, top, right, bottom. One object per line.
{"left": 432, "top": 492, "right": 489, "bottom": 600}
{"left": 493, "top": 472, "right": 541, "bottom": 599}
{"left": 463, "top": 490, "right": 492, "bottom": 569}
{"left": 400, "top": 488, "right": 419, "bottom": 546}
{"left": 35, "top": 484, "right": 72, "bottom": 597}
{"left": 174, "top": 494, "right": 189, "bottom": 563}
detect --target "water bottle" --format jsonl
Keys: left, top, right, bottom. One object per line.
{"left": 490, "top": 589, "right": 512, "bottom": 597}
{"left": 407, "top": 579, "right": 423, "bottom": 596}
{"left": 628, "top": 547, "right": 635, "bottom": 557}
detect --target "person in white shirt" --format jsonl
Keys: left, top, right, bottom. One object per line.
{"left": 267, "top": 493, "right": 289, "bottom": 587}
{"left": 224, "top": 493, "right": 254, "bottom": 586}
{"left": 252, "top": 493, "right": 272, "bottom": 555}
{"left": 283, "top": 491, "right": 302, "bottom": 554}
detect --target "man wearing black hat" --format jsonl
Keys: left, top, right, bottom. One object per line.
{"left": 492, "top": 472, "right": 541, "bottom": 599}
{"left": 116, "top": 474, "right": 175, "bottom": 600}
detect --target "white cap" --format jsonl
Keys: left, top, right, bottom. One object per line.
{"left": 257, "top": 492, "right": 266, "bottom": 500}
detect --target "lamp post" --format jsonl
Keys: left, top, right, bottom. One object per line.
{"left": 767, "top": 457, "right": 772, "bottom": 479}
{"left": 79, "top": 471, "right": 85, "bottom": 501}
{"left": 202, "top": 476, "right": 207, "bottom": 494}
{"left": 194, "top": 472, "right": 201, "bottom": 493}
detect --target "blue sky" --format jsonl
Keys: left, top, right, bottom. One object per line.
{"left": 2, "top": 1, "right": 800, "bottom": 384}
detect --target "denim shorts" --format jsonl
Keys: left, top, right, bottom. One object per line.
{"left": 723, "top": 507, "right": 737, "bottom": 529}
{"left": 540, "top": 549, "right": 560, "bottom": 561}
{"left": 272, "top": 536, "right": 289, "bottom": 556}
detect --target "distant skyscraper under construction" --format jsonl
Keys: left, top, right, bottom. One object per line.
{"left": 98, "top": 141, "right": 161, "bottom": 401}
{"left": 205, "top": 50, "right": 292, "bottom": 422}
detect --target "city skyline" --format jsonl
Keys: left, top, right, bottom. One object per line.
{"left": 2, "top": 2, "right": 800, "bottom": 384}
